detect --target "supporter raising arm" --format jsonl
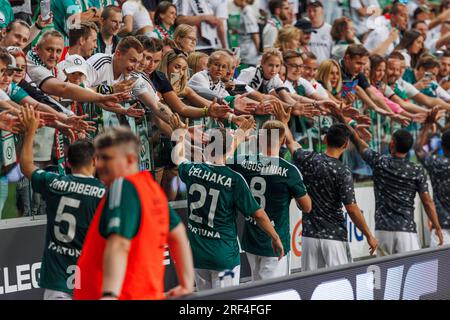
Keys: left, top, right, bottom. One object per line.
{"left": 26, "top": 31, "right": 128, "bottom": 109}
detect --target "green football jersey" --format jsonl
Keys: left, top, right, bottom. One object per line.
{"left": 229, "top": 154, "right": 307, "bottom": 257}
{"left": 31, "top": 170, "right": 106, "bottom": 294}
{"left": 178, "top": 161, "right": 260, "bottom": 271}
{"left": 99, "top": 177, "right": 180, "bottom": 240}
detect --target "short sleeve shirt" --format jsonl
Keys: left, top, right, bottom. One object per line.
{"left": 51, "top": 0, "right": 82, "bottom": 39}
{"left": 26, "top": 50, "right": 57, "bottom": 89}
{"left": 229, "top": 154, "right": 307, "bottom": 257}
{"left": 122, "top": 1, "right": 153, "bottom": 34}
{"left": 419, "top": 154, "right": 450, "bottom": 229}
{"left": 6, "top": 83, "right": 29, "bottom": 103}
{"left": 178, "top": 161, "right": 260, "bottom": 270}
{"left": 293, "top": 149, "right": 356, "bottom": 241}
{"left": 362, "top": 148, "right": 428, "bottom": 232}
{"left": 237, "top": 66, "right": 287, "bottom": 94}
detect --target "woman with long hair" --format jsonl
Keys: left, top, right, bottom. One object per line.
{"left": 151, "top": 1, "right": 177, "bottom": 41}
{"left": 395, "top": 29, "right": 426, "bottom": 69}
{"left": 368, "top": 54, "right": 428, "bottom": 122}
{"left": 157, "top": 49, "right": 214, "bottom": 108}
{"left": 315, "top": 59, "right": 343, "bottom": 100}
{"left": 173, "top": 24, "right": 197, "bottom": 55}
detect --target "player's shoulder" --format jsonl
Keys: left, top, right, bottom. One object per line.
{"left": 108, "top": 177, "right": 139, "bottom": 207}
{"left": 87, "top": 53, "right": 113, "bottom": 70}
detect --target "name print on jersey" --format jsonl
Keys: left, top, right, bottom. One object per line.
{"left": 49, "top": 179, "right": 106, "bottom": 198}
{"left": 188, "top": 166, "right": 233, "bottom": 188}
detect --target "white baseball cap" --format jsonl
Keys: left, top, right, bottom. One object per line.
{"left": 63, "top": 54, "right": 88, "bottom": 76}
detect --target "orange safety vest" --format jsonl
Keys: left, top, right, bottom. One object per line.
{"left": 74, "top": 171, "right": 169, "bottom": 300}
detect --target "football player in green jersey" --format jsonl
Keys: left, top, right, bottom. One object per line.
{"left": 229, "top": 100, "right": 312, "bottom": 281}
{"left": 19, "top": 106, "right": 106, "bottom": 300}
{"left": 172, "top": 114, "right": 284, "bottom": 290}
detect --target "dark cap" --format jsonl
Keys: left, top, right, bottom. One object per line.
{"left": 307, "top": 0, "right": 323, "bottom": 8}
{"left": 294, "top": 19, "right": 317, "bottom": 33}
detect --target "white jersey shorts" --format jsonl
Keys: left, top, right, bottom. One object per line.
{"left": 43, "top": 289, "right": 72, "bottom": 300}
{"left": 301, "top": 236, "right": 352, "bottom": 272}
{"left": 246, "top": 252, "right": 290, "bottom": 281}
{"left": 375, "top": 230, "right": 421, "bottom": 257}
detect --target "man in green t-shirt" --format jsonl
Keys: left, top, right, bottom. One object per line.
{"left": 229, "top": 111, "right": 312, "bottom": 281}
{"left": 19, "top": 106, "right": 106, "bottom": 300}
{"left": 172, "top": 115, "right": 284, "bottom": 290}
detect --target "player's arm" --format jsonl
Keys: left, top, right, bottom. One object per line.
{"left": 345, "top": 203, "right": 378, "bottom": 255}
{"left": 40, "top": 78, "right": 124, "bottom": 105}
{"left": 251, "top": 208, "right": 284, "bottom": 260}
{"left": 330, "top": 104, "right": 370, "bottom": 155}
{"left": 166, "top": 223, "right": 194, "bottom": 298}
{"left": 102, "top": 233, "right": 131, "bottom": 299}
{"left": 18, "top": 105, "right": 40, "bottom": 180}
{"left": 415, "top": 108, "right": 439, "bottom": 161}
{"left": 228, "top": 116, "right": 256, "bottom": 158}
{"left": 272, "top": 99, "right": 301, "bottom": 154}
{"left": 419, "top": 192, "right": 444, "bottom": 246}
{"left": 100, "top": 179, "right": 140, "bottom": 299}
{"left": 295, "top": 195, "right": 312, "bottom": 213}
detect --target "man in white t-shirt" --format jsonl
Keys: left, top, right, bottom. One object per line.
{"left": 231, "top": 0, "right": 261, "bottom": 66}
{"left": 86, "top": 36, "right": 174, "bottom": 128}
{"left": 364, "top": 2, "right": 408, "bottom": 56}
{"left": 121, "top": 0, "right": 154, "bottom": 36}
{"left": 349, "top": 0, "right": 381, "bottom": 39}
{"left": 175, "top": 0, "right": 228, "bottom": 52}
{"left": 263, "top": 0, "right": 290, "bottom": 49}
{"left": 306, "top": 1, "right": 332, "bottom": 64}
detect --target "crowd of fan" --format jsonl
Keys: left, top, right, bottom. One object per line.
{"left": 0, "top": 0, "right": 448, "bottom": 219}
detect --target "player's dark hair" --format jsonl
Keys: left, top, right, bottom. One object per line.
{"left": 392, "top": 129, "right": 414, "bottom": 153}
{"left": 442, "top": 130, "right": 450, "bottom": 152}
{"left": 326, "top": 123, "right": 351, "bottom": 148}
{"left": 67, "top": 140, "right": 95, "bottom": 169}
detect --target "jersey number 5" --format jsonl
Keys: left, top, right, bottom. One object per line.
{"left": 188, "top": 183, "right": 219, "bottom": 228}
{"left": 54, "top": 196, "right": 80, "bottom": 243}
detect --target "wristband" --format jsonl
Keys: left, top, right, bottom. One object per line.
{"left": 203, "top": 106, "right": 209, "bottom": 117}
{"left": 35, "top": 23, "right": 44, "bottom": 30}
{"left": 102, "top": 291, "right": 118, "bottom": 298}
{"left": 97, "top": 84, "right": 114, "bottom": 95}
{"left": 348, "top": 120, "right": 357, "bottom": 128}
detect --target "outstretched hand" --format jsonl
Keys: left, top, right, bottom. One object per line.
{"left": 18, "top": 105, "right": 41, "bottom": 134}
